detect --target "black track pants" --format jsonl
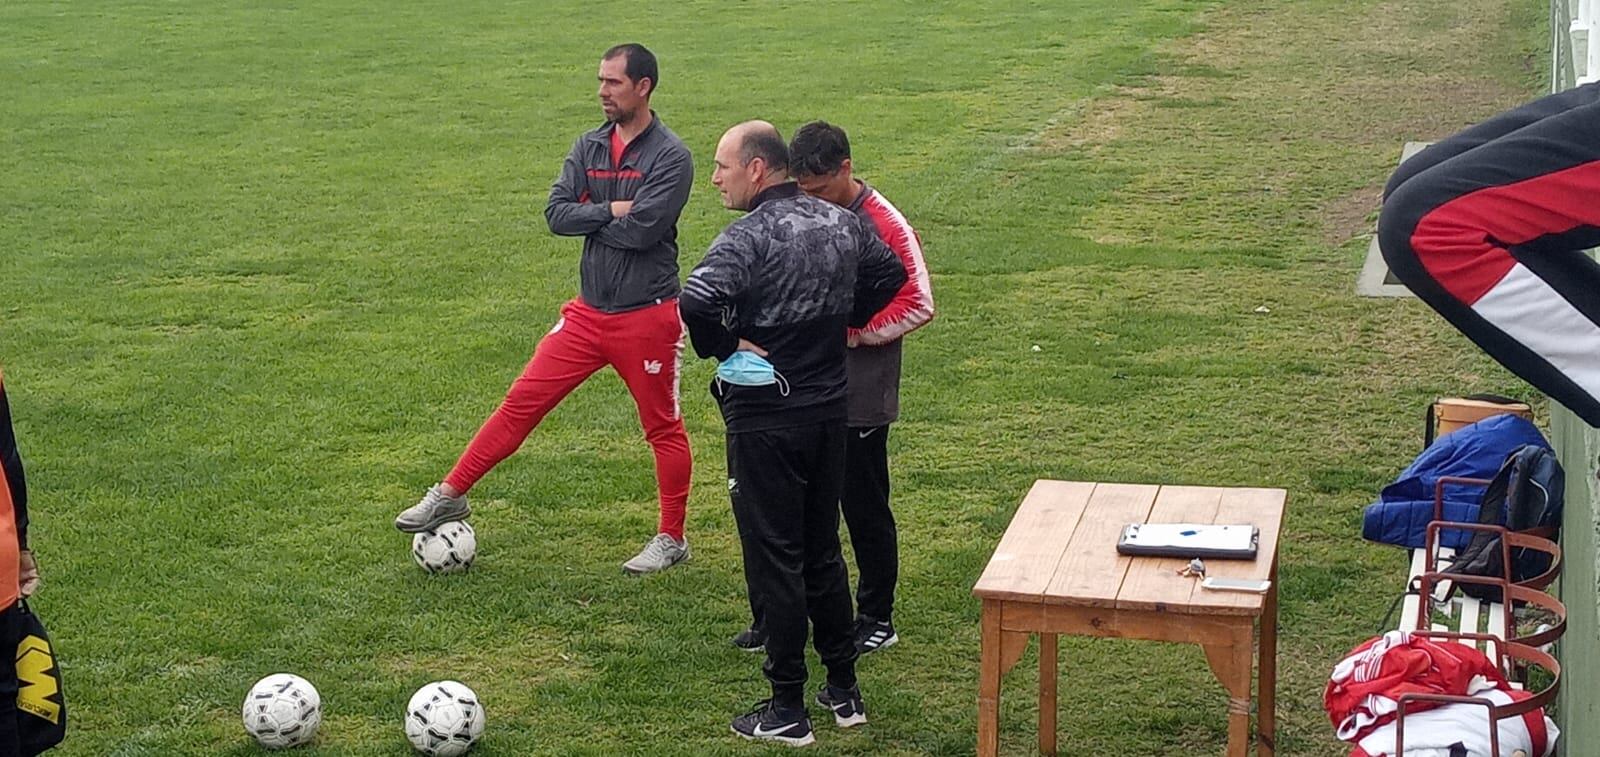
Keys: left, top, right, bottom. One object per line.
{"left": 726, "top": 421, "right": 858, "bottom": 710}
{"left": 842, "top": 424, "right": 897, "bottom": 622}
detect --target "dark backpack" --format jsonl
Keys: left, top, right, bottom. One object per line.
{"left": 1442, "top": 444, "right": 1564, "bottom": 601}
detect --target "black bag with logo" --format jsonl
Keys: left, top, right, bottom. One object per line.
{"left": 1442, "top": 445, "right": 1564, "bottom": 601}
{"left": 14, "top": 600, "right": 64, "bottom": 755}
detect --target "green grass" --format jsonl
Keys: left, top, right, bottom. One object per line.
{"left": 0, "top": 0, "right": 1550, "bottom": 753}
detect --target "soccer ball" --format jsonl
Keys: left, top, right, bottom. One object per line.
{"left": 404, "top": 680, "right": 485, "bottom": 756}
{"left": 242, "top": 673, "right": 321, "bottom": 749}
{"left": 411, "top": 521, "right": 476, "bottom": 573}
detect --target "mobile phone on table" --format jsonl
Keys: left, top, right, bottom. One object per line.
{"left": 1200, "top": 577, "right": 1272, "bottom": 594}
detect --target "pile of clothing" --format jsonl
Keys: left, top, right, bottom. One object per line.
{"left": 1324, "top": 631, "right": 1557, "bottom": 757}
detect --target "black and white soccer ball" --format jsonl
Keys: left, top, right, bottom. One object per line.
{"left": 411, "top": 521, "right": 476, "bottom": 574}
{"left": 242, "top": 673, "right": 321, "bottom": 749}
{"left": 404, "top": 680, "right": 485, "bottom": 756}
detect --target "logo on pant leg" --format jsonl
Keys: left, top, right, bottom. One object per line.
{"left": 643, "top": 359, "right": 663, "bottom": 375}
{"left": 728, "top": 477, "right": 739, "bottom": 493}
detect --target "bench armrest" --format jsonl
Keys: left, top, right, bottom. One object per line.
{"left": 1415, "top": 571, "right": 1567, "bottom": 648}
{"left": 1422, "top": 522, "right": 1563, "bottom": 590}
{"left": 1432, "top": 475, "right": 1493, "bottom": 522}
{"left": 1395, "top": 635, "right": 1560, "bottom": 755}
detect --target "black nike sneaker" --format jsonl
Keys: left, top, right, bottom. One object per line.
{"left": 730, "top": 699, "right": 814, "bottom": 747}
{"left": 815, "top": 684, "right": 867, "bottom": 727}
{"left": 731, "top": 626, "right": 766, "bottom": 653}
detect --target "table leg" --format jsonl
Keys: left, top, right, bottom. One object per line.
{"left": 1203, "top": 627, "right": 1254, "bottom": 757}
{"left": 978, "top": 599, "right": 1002, "bottom": 757}
{"left": 1259, "top": 561, "right": 1278, "bottom": 756}
{"left": 1040, "top": 632, "right": 1057, "bottom": 756}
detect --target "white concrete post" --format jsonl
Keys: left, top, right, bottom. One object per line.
{"left": 1581, "top": 0, "right": 1600, "bottom": 83}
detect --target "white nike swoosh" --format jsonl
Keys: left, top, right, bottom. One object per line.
{"left": 857, "top": 428, "right": 878, "bottom": 438}
{"left": 752, "top": 722, "right": 798, "bottom": 737}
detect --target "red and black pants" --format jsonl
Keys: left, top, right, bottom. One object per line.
{"left": 1379, "top": 81, "right": 1600, "bottom": 426}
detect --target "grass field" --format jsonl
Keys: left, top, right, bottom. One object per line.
{"left": 0, "top": 0, "right": 1551, "bottom": 754}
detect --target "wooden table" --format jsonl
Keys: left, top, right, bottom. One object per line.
{"left": 972, "top": 481, "right": 1286, "bottom": 756}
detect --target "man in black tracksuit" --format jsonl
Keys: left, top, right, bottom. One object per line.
{"left": 681, "top": 121, "right": 907, "bottom": 746}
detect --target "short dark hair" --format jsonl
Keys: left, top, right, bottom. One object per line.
{"left": 789, "top": 121, "right": 851, "bottom": 178}
{"left": 739, "top": 127, "right": 789, "bottom": 173}
{"left": 603, "top": 43, "right": 659, "bottom": 95}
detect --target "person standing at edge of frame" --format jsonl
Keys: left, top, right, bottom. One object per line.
{"left": 0, "top": 367, "right": 45, "bottom": 753}
{"left": 394, "top": 43, "right": 696, "bottom": 576}
{"left": 681, "top": 120, "right": 906, "bottom": 746}
{"left": 731, "top": 121, "right": 935, "bottom": 656}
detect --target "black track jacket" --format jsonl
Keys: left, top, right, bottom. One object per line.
{"left": 681, "top": 183, "right": 907, "bottom": 432}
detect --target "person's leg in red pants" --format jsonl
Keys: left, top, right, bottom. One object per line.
{"left": 605, "top": 299, "right": 694, "bottom": 573}
{"left": 395, "top": 300, "right": 605, "bottom": 533}
{"left": 444, "top": 300, "right": 608, "bottom": 492}
{"left": 398, "top": 298, "right": 694, "bottom": 574}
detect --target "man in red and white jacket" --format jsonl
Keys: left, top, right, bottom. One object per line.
{"left": 729, "top": 121, "right": 933, "bottom": 654}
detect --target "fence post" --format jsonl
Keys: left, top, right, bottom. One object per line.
{"left": 1581, "top": 0, "right": 1600, "bottom": 83}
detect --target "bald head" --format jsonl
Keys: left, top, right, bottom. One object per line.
{"left": 712, "top": 120, "right": 791, "bottom": 211}
{"left": 726, "top": 120, "right": 789, "bottom": 174}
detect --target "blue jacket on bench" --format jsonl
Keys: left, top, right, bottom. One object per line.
{"left": 1362, "top": 414, "right": 1548, "bottom": 550}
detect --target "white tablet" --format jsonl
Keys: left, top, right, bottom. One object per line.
{"left": 1115, "top": 523, "right": 1259, "bottom": 560}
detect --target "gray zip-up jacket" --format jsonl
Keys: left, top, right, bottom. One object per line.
{"left": 544, "top": 114, "right": 693, "bottom": 312}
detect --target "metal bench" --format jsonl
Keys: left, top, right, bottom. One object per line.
{"left": 1397, "top": 477, "right": 1563, "bottom": 659}
{"left": 1381, "top": 475, "right": 1568, "bottom": 752}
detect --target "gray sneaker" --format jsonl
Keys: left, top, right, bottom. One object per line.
{"left": 394, "top": 486, "right": 471, "bottom": 533}
{"left": 622, "top": 533, "right": 689, "bottom": 575}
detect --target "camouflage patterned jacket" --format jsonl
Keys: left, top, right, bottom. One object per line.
{"left": 681, "top": 183, "right": 907, "bottom": 432}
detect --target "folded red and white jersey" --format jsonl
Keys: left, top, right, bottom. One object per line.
{"left": 1326, "top": 631, "right": 1507, "bottom": 741}
{"left": 1348, "top": 686, "right": 1557, "bottom": 757}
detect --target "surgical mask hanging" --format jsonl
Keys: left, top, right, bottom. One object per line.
{"left": 716, "top": 351, "right": 790, "bottom": 396}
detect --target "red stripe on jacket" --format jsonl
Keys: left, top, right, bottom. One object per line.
{"left": 1410, "top": 160, "right": 1600, "bottom": 304}
{"left": 852, "top": 187, "right": 934, "bottom": 345}
{"left": 587, "top": 169, "right": 644, "bottom": 180}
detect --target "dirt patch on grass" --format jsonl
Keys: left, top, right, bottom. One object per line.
{"left": 1036, "top": 86, "right": 1152, "bottom": 151}
{"left": 1035, "top": 0, "right": 1537, "bottom": 251}
{"left": 1322, "top": 183, "right": 1381, "bottom": 246}
{"left": 1326, "top": 73, "right": 1528, "bottom": 148}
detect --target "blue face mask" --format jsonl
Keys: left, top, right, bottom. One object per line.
{"left": 717, "top": 351, "right": 790, "bottom": 396}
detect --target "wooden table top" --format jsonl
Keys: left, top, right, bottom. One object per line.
{"left": 972, "top": 481, "right": 1287, "bottom": 616}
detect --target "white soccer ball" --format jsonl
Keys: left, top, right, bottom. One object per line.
{"left": 411, "top": 521, "right": 476, "bottom": 573}
{"left": 404, "top": 680, "right": 485, "bottom": 756}
{"left": 242, "top": 673, "right": 321, "bottom": 749}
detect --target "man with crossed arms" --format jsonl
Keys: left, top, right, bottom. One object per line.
{"left": 396, "top": 43, "right": 695, "bottom": 575}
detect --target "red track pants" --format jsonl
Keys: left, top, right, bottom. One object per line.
{"left": 444, "top": 298, "right": 691, "bottom": 539}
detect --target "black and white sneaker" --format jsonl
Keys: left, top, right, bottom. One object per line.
{"left": 854, "top": 616, "right": 898, "bottom": 654}
{"left": 815, "top": 684, "right": 867, "bottom": 728}
{"left": 732, "top": 626, "right": 766, "bottom": 653}
{"left": 730, "top": 700, "right": 814, "bottom": 747}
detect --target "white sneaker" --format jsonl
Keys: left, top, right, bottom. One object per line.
{"left": 394, "top": 486, "right": 471, "bottom": 533}
{"left": 622, "top": 533, "right": 689, "bottom": 575}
